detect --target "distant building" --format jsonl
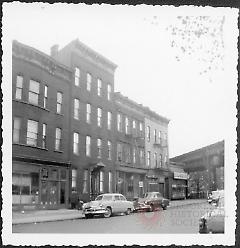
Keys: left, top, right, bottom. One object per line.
{"left": 170, "top": 140, "right": 224, "bottom": 198}
{"left": 12, "top": 40, "right": 72, "bottom": 210}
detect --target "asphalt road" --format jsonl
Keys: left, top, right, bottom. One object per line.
{"left": 13, "top": 202, "right": 215, "bottom": 233}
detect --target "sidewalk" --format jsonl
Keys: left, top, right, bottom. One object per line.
{"left": 12, "top": 199, "right": 206, "bottom": 225}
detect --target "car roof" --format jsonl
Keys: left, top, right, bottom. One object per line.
{"left": 98, "top": 193, "right": 123, "bottom": 196}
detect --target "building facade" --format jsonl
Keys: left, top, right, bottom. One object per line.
{"left": 12, "top": 40, "right": 72, "bottom": 210}
{"left": 114, "top": 93, "right": 147, "bottom": 200}
{"left": 52, "top": 39, "right": 117, "bottom": 202}
{"left": 144, "top": 111, "right": 170, "bottom": 198}
{"left": 170, "top": 140, "right": 224, "bottom": 199}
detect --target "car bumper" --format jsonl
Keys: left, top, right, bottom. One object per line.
{"left": 83, "top": 208, "right": 107, "bottom": 215}
{"left": 133, "top": 204, "right": 150, "bottom": 212}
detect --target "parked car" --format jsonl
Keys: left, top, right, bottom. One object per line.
{"left": 207, "top": 190, "right": 224, "bottom": 205}
{"left": 133, "top": 192, "right": 169, "bottom": 212}
{"left": 199, "top": 196, "right": 224, "bottom": 233}
{"left": 82, "top": 193, "right": 134, "bottom": 219}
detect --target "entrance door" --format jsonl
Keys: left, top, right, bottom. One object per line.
{"left": 158, "top": 183, "right": 164, "bottom": 196}
{"left": 91, "top": 171, "right": 100, "bottom": 200}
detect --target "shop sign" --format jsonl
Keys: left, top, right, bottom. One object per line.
{"left": 139, "top": 181, "right": 143, "bottom": 187}
{"left": 174, "top": 172, "right": 188, "bottom": 180}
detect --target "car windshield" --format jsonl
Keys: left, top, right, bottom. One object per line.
{"left": 102, "top": 195, "right": 113, "bottom": 201}
{"left": 95, "top": 195, "right": 103, "bottom": 201}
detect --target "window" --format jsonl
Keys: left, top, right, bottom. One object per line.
{"left": 87, "top": 73, "right": 91, "bottom": 91}
{"left": 43, "top": 85, "right": 48, "bottom": 108}
{"left": 159, "top": 154, "right": 162, "bottom": 167}
{"left": 13, "top": 117, "right": 21, "bottom": 143}
{"left": 139, "top": 122, "right": 143, "bottom": 132}
{"left": 74, "top": 99, "right": 80, "bottom": 120}
{"left": 15, "top": 75, "right": 23, "bottom": 100}
{"left": 107, "top": 112, "right": 112, "bottom": 130}
{"left": 55, "top": 127, "right": 62, "bottom": 151}
{"left": 125, "top": 117, "right": 130, "bottom": 134}
{"left": 107, "top": 84, "right": 111, "bottom": 100}
{"left": 86, "top": 136, "right": 91, "bottom": 156}
{"left": 29, "top": 80, "right": 40, "bottom": 105}
{"left": 158, "top": 131, "right": 161, "bottom": 143}
{"left": 117, "top": 113, "right": 122, "bottom": 132}
{"left": 97, "top": 138, "right": 102, "bottom": 158}
{"left": 147, "top": 126, "right": 150, "bottom": 142}
{"left": 57, "top": 92, "right": 63, "bottom": 114}
{"left": 147, "top": 151, "right": 151, "bottom": 166}
{"left": 97, "top": 78, "right": 102, "bottom": 96}
{"left": 42, "top": 123, "right": 47, "bottom": 149}
{"left": 75, "top": 67, "right": 80, "bottom": 86}
{"left": 26, "top": 120, "right": 38, "bottom": 146}
{"left": 125, "top": 145, "right": 131, "bottom": 163}
{"left": 97, "top": 108, "right": 102, "bottom": 127}
{"left": 100, "top": 171, "right": 104, "bottom": 193}
{"left": 107, "top": 140, "right": 112, "bottom": 160}
{"left": 83, "top": 170, "right": 88, "bottom": 194}
{"left": 73, "top": 132, "right": 79, "bottom": 155}
{"left": 108, "top": 172, "right": 112, "bottom": 193}
{"left": 164, "top": 155, "right": 168, "bottom": 164}
{"left": 117, "top": 143, "right": 122, "bottom": 161}
{"left": 86, "top": 103, "right": 91, "bottom": 124}
{"left": 133, "top": 148, "right": 136, "bottom": 164}
{"left": 133, "top": 120, "right": 136, "bottom": 129}
{"left": 140, "top": 149, "right": 144, "bottom": 165}
{"left": 72, "top": 169, "right": 77, "bottom": 191}
{"left": 154, "top": 152, "right": 157, "bottom": 167}
{"left": 154, "top": 129, "right": 157, "bottom": 142}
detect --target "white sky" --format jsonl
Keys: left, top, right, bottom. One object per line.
{"left": 3, "top": 3, "right": 238, "bottom": 157}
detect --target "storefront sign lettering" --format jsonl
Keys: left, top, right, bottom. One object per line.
{"left": 174, "top": 172, "right": 188, "bottom": 180}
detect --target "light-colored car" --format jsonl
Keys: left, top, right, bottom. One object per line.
{"left": 207, "top": 190, "right": 224, "bottom": 205}
{"left": 82, "top": 193, "right": 134, "bottom": 219}
{"left": 199, "top": 196, "right": 224, "bottom": 233}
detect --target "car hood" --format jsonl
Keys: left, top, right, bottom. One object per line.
{"left": 83, "top": 200, "right": 101, "bottom": 208}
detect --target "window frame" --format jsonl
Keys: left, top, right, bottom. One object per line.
{"left": 97, "top": 78, "right": 102, "bottom": 96}
{"left": 97, "top": 138, "right": 102, "bottom": 158}
{"left": 87, "top": 73, "right": 92, "bottom": 91}
{"left": 57, "top": 92, "right": 63, "bottom": 114}
{"left": 107, "top": 111, "right": 112, "bottom": 130}
{"left": 86, "top": 135, "right": 91, "bottom": 157}
{"left": 107, "top": 140, "right": 112, "bottom": 160}
{"left": 42, "top": 123, "right": 47, "bottom": 149}
{"left": 74, "top": 67, "right": 80, "bottom": 86}
{"left": 86, "top": 103, "right": 91, "bottom": 124}
{"left": 74, "top": 98, "right": 80, "bottom": 120}
{"left": 97, "top": 108, "right": 102, "bottom": 127}
{"left": 26, "top": 119, "right": 38, "bottom": 147}
{"left": 13, "top": 117, "right": 21, "bottom": 143}
{"left": 73, "top": 132, "right": 79, "bottom": 155}
{"left": 15, "top": 75, "right": 23, "bottom": 100}
{"left": 28, "top": 80, "right": 40, "bottom": 105}
{"left": 107, "top": 84, "right": 111, "bottom": 100}
{"left": 55, "top": 127, "right": 62, "bottom": 151}
{"left": 147, "top": 151, "right": 151, "bottom": 166}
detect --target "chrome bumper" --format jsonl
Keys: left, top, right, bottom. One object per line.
{"left": 83, "top": 208, "right": 107, "bottom": 215}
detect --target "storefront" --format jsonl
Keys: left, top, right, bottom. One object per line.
{"left": 116, "top": 169, "right": 147, "bottom": 200}
{"left": 12, "top": 159, "right": 70, "bottom": 210}
{"left": 169, "top": 169, "right": 188, "bottom": 200}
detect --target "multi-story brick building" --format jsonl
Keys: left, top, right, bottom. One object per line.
{"left": 12, "top": 40, "right": 72, "bottom": 210}
{"left": 114, "top": 93, "right": 147, "bottom": 199}
{"left": 144, "top": 109, "right": 170, "bottom": 198}
{"left": 51, "top": 39, "right": 117, "bottom": 201}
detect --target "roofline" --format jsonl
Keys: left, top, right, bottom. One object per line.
{"left": 72, "top": 38, "right": 117, "bottom": 70}
{"left": 170, "top": 140, "right": 225, "bottom": 160}
{"left": 12, "top": 40, "right": 73, "bottom": 73}
{"left": 114, "top": 92, "right": 170, "bottom": 123}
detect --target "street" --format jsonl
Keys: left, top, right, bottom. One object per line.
{"left": 13, "top": 202, "right": 215, "bottom": 233}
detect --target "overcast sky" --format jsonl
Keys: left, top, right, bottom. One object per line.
{"left": 3, "top": 3, "right": 238, "bottom": 157}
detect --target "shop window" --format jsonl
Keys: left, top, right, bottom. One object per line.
{"left": 72, "top": 169, "right": 77, "bottom": 191}
{"left": 100, "top": 171, "right": 104, "bottom": 193}
{"left": 15, "top": 75, "right": 23, "bottom": 100}
{"left": 28, "top": 80, "right": 40, "bottom": 105}
{"left": 83, "top": 170, "right": 88, "bottom": 194}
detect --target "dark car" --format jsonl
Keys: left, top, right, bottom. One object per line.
{"left": 133, "top": 192, "right": 169, "bottom": 212}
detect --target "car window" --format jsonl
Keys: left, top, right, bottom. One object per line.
{"left": 120, "top": 195, "right": 126, "bottom": 201}
{"left": 95, "top": 195, "right": 103, "bottom": 201}
{"left": 102, "top": 195, "right": 113, "bottom": 201}
{"left": 114, "top": 195, "right": 121, "bottom": 201}
{"left": 156, "top": 193, "right": 162, "bottom": 198}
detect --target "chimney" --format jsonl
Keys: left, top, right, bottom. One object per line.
{"left": 50, "top": 44, "right": 59, "bottom": 58}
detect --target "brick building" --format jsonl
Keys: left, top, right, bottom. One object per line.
{"left": 51, "top": 39, "right": 117, "bottom": 202}
{"left": 12, "top": 40, "right": 72, "bottom": 210}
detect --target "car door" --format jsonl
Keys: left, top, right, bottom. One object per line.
{"left": 113, "top": 195, "right": 121, "bottom": 213}
{"left": 120, "top": 195, "right": 129, "bottom": 212}
{"left": 155, "top": 193, "right": 162, "bottom": 208}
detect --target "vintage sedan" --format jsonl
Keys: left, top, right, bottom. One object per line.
{"left": 133, "top": 192, "right": 169, "bottom": 212}
{"left": 199, "top": 196, "right": 225, "bottom": 233}
{"left": 82, "top": 193, "right": 134, "bottom": 219}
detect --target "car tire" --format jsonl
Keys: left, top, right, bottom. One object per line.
{"left": 104, "top": 207, "right": 112, "bottom": 218}
{"left": 149, "top": 204, "right": 154, "bottom": 212}
{"left": 85, "top": 214, "right": 93, "bottom": 219}
{"left": 162, "top": 205, "right": 167, "bottom": 210}
{"left": 125, "top": 208, "right": 131, "bottom": 215}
